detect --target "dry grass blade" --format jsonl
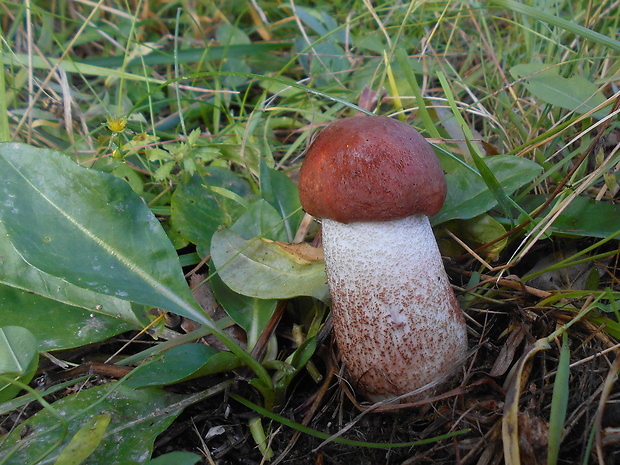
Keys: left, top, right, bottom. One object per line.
{"left": 502, "top": 339, "right": 551, "bottom": 465}
{"left": 594, "top": 352, "right": 620, "bottom": 463}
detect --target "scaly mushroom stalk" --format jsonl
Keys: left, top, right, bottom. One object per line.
{"left": 298, "top": 116, "right": 468, "bottom": 402}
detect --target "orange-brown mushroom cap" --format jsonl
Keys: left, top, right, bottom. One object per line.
{"left": 298, "top": 116, "right": 447, "bottom": 224}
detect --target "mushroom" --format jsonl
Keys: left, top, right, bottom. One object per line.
{"left": 298, "top": 115, "right": 468, "bottom": 402}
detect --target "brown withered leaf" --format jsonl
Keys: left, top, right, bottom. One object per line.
{"left": 518, "top": 411, "right": 549, "bottom": 465}
{"left": 271, "top": 241, "right": 325, "bottom": 263}
{"left": 490, "top": 326, "right": 527, "bottom": 377}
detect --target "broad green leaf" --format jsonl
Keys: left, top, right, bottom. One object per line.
{"left": 211, "top": 230, "right": 329, "bottom": 301}
{"left": 146, "top": 452, "right": 201, "bottom": 465}
{"left": 54, "top": 414, "right": 111, "bottom": 465}
{"left": 259, "top": 159, "right": 303, "bottom": 242}
{"left": 443, "top": 214, "right": 508, "bottom": 262}
{"left": 216, "top": 142, "right": 263, "bottom": 177}
{"left": 275, "top": 337, "right": 317, "bottom": 390}
{"left": 0, "top": 143, "right": 208, "bottom": 326}
{"left": 355, "top": 30, "right": 389, "bottom": 54}
{"left": 0, "top": 326, "right": 38, "bottom": 374}
{"left": 510, "top": 63, "right": 608, "bottom": 119}
{"left": 221, "top": 58, "right": 252, "bottom": 89}
{"left": 0, "top": 286, "right": 137, "bottom": 351}
{"left": 0, "top": 222, "right": 146, "bottom": 328}
{"left": 0, "top": 223, "right": 146, "bottom": 350}
{"left": 230, "top": 199, "right": 288, "bottom": 242}
{"left": 519, "top": 195, "right": 620, "bottom": 238}
{"left": 125, "top": 344, "right": 241, "bottom": 389}
{"left": 170, "top": 170, "right": 253, "bottom": 255}
{"left": 216, "top": 23, "right": 252, "bottom": 46}
{"left": 295, "top": 6, "right": 346, "bottom": 43}
{"left": 209, "top": 268, "right": 278, "bottom": 349}
{"left": 206, "top": 196, "right": 289, "bottom": 346}
{"left": 0, "top": 383, "right": 185, "bottom": 465}
{"left": 0, "top": 326, "right": 38, "bottom": 403}
{"left": 295, "top": 38, "right": 349, "bottom": 87}
{"left": 433, "top": 155, "right": 543, "bottom": 225}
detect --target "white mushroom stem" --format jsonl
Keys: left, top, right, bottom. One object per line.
{"left": 321, "top": 215, "right": 468, "bottom": 402}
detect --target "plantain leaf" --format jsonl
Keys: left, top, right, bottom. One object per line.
{"left": 0, "top": 383, "right": 185, "bottom": 464}
{"left": 519, "top": 195, "right": 620, "bottom": 238}
{"left": 0, "top": 326, "right": 38, "bottom": 402}
{"left": 259, "top": 159, "right": 303, "bottom": 242}
{"left": 0, "top": 222, "right": 144, "bottom": 326}
{"left": 54, "top": 414, "right": 111, "bottom": 465}
{"left": 0, "top": 286, "right": 138, "bottom": 351}
{"left": 0, "top": 143, "right": 208, "bottom": 326}
{"left": 510, "top": 63, "right": 608, "bottom": 119}
{"left": 433, "top": 155, "right": 542, "bottom": 225}
{"left": 229, "top": 199, "right": 288, "bottom": 241}
{"left": 0, "top": 220, "right": 146, "bottom": 350}
{"left": 125, "top": 344, "right": 241, "bottom": 389}
{"left": 211, "top": 230, "right": 329, "bottom": 301}
{"left": 170, "top": 170, "right": 254, "bottom": 256}
{"left": 209, "top": 266, "right": 278, "bottom": 349}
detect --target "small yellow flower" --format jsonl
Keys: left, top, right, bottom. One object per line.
{"left": 106, "top": 117, "right": 127, "bottom": 134}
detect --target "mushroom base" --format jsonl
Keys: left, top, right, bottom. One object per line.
{"left": 321, "top": 215, "right": 468, "bottom": 403}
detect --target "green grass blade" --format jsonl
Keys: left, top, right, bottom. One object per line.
{"left": 0, "top": 45, "right": 9, "bottom": 142}
{"left": 466, "top": 138, "right": 516, "bottom": 226}
{"left": 435, "top": 70, "right": 484, "bottom": 160}
{"left": 395, "top": 49, "right": 440, "bottom": 138}
{"left": 3, "top": 53, "right": 164, "bottom": 84}
{"left": 230, "top": 394, "right": 469, "bottom": 449}
{"left": 547, "top": 332, "right": 570, "bottom": 465}
{"left": 128, "top": 71, "right": 374, "bottom": 118}
{"left": 83, "top": 43, "right": 293, "bottom": 68}
{"left": 489, "top": 0, "right": 620, "bottom": 52}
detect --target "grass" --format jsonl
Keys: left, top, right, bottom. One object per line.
{"left": 0, "top": 0, "right": 619, "bottom": 463}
